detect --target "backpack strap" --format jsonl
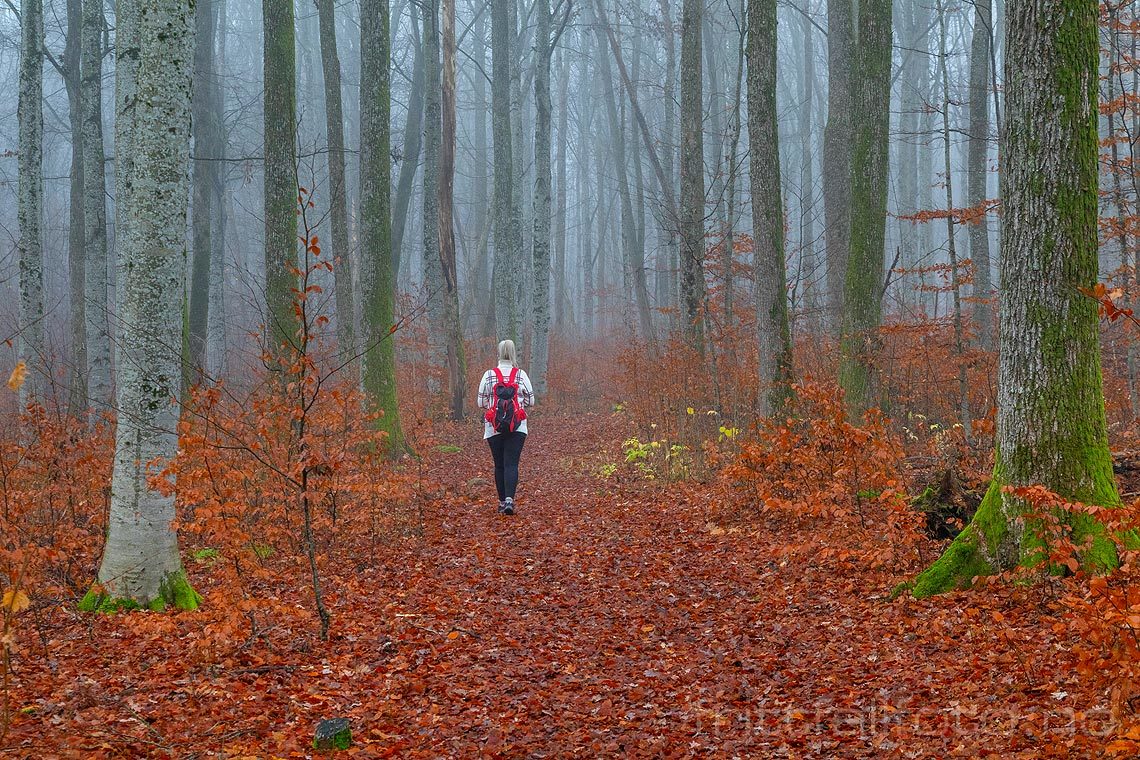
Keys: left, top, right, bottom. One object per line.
{"left": 507, "top": 367, "right": 519, "bottom": 385}
{"left": 492, "top": 367, "right": 506, "bottom": 385}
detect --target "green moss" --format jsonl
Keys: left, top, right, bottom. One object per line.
{"left": 433, "top": 444, "right": 462, "bottom": 454}
{"left": 78, "top": 570, "right": 201, "bottom": 613}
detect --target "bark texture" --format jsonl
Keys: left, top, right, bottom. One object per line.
{"left": 968, "top": 0, "right": 995, "bottom": 350}
{"left": 747, "top": 0, "right": 793, "bottom": 415}
{"left": 491, "top": 0, "right": 516, "bottom": 342}
{"left": 18, "top": 0, "right": 45, "bottom": 405}
{"left": 823, "top": 0, "right": 852, "bottom": 333}
{"left": 83, "top": 0, "right": 111, "bottom": 410}
{"left": 913, "top": 0, "right": 1120, "bottom": 597}
{"left": 263, "top": 0, "right": 298, "bottom": 357}
{"left": 359, "top": 0, "right": 406, "bottom": 453}
{"left": 838, "top": 0, "right": 891, "bottom": 418}
{"left": 316, "top": 0, "right": 355, "bottom": 367}
{"left": 678, "top": 0, "right": 705, "bottom": 348}
{"left": 85, "top": 0, "right": 199, "bottom": 610}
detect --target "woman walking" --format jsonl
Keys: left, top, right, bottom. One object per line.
{"left": 477, "top": 340, "right": 534, "bottom": 515}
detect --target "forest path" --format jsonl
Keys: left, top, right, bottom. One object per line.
{"left": 374, "top": 411, "right": 1075, "bottom": 757}
{"left": 5, "top": 412, "right": 1096, "bottom": 757}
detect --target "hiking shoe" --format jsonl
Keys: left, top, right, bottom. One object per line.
{"left": 502, "top": 498, "right": 516, "bottom": 516}
{"left": 497, "top": 500, "right": 507, "bottom": 513}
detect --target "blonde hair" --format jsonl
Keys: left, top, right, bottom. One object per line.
{"left": 497, "top": 339, "right": 518, "bottom": 367}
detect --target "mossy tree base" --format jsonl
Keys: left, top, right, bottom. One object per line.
{"left": 910, "top": 477, "right": 1118, "bottom": 598}
{"left": 78, "top": 569, "right": 202, "bottom": 612}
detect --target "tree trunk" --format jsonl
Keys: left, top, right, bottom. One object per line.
{"left": 837, "top": 0, "right": 891, "bottom": 418}
{"left": 81, "top": 0, "right": 200, "bottom": 611}
{"left": 936, "top": 0, "right": 971, "bottom": 441}
{"left": 508, "top": 0, "right": 527, "bottom": 354}
{"left": 187, "top": 0, "right": 220, "bottom": 391}
{"left": 360, "top": 0, "right": 406, "bottom": 454}
{"left": 439, "top": 0, "right": 466, "bottom": 419}
{"left": 471, "top": 5, "right": 493, "bottom": 337}
{"left": 263, "top": 0, "right": 298, "bottom": 358}
{"left": 83, "top": 0, "right": 110, "bottom": 411}
{"left": 316, "top": 0, "right": 355, "bottom": 371}
{"left": 206, "top": 0, "right": 228, "bottom": 379}
{"left": 967, "top": 0, "right": 995, "bottom": 350}
{"left": 66, "top": 0, "right": 87, "bottom": 414}
{"left": 530, "top": 0, "right": 553, "bottom": 395}
{"left": 422, "top": 0, "right": 446, "bottom": 384}
{"left": 657, "top": 0, "right": 678, "bottom": 320}
{"left": 896, "top": 3, "right": 924, "bottom": 315}
{"left": 491, "top": 0, "right": 516, "bottom": 342}
{"left": 18, "top": 0, "right": 45, "bottom": 406}
{"left": 747, "top": 0, "right": 793, "bottom": 415}
{"left": 679, "top": 0, "right": 705, "bottom": 349}
{"left": 553, "top": 49, "right": 569, "bottom": 333}
{"left": 113, "top": 0, "right": 140, "bottom": 348}
{"left": 592, "top": 0, "right": 655, "bottom": 346}
{"left": 391, "top": 7, "right": 424, "bottom": 277}
{"left": 823, "top": 0, "right": 852, "bottom": 334}
{"left": 912, "top": 0, "right": 1120, "bottom": 597}
{"left": 798, "top": 4, "right": 820, "bottom": 335}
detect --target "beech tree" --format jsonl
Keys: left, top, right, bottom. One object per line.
{"left": 81, "top": 0, "right": 199, "bottom": 611}
{"left": 263, "top": 0, "right": 298, "bottom": 357}
{"left": 747, "top": 0, "right": 792, "bottom": 414}
{"left": 17, "top": 0, "right": 45, "bottom": 406}
{"left": 316, "top": 0, "right": 354, "bottom": 366}
{"left": 837, "top": 0, "right": 891, "bottom": 418}
{"left": 359, "top": 0, "right": 406, "bottom": 453}
{"left": 912, "top": 0, "right": 1121, "bottom": 596}
{"left": 82, "top": 0, "right": 110, "bottom": 410}
{"left": 678, "top": 0, "right": 705, "bottom": 347}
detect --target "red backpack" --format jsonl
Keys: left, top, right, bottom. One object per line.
{"left": 485, "top": 368, "right": 526, "bottom": 434}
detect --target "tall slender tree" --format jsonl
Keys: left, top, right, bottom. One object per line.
{"left": 360, "top": 0, "right": 406, "bottom": 453}
{"left": 747, "top": 0, "right": 793, "bottom": 414}
{"left": 678, "top": 0, "right": 705, "bottom": 348}
{"left": 65, "top": 0, "right": 86, "bottom": 413}
{"left": 967, "top": 0, "right": 995, "bottom": 350}
{"left": 439, "top": 0, "right": 466, "bottom": 419}
{"left": 422, "top": 0, "right": 446, "bottom": 382}
{"left": 531, "top": 0, "right": 554, "bottom": 394}
{"left": 823, "top": 0, "right": 852, "bottom": 332}
{"left": 17, "top": 0, "right": 45, "bottom": 406}
{"left": 81, "top": 0, "right": 199, "bottom": 611}
{"left": 913, "top": 0, "right": 1120, "bottom": 596}
{"left": 316, "top": 0, "right": 355, "bottom": 368}
{"left": 837, "top": 0, "right": 891, "bottom": 418}
{"left": 187, "top": 0, "right": 221, "bottom": 390}
{"left": 83, "top": 0, "right": 110, "bottom": 410}
{"left": 491, "top": 0, "right": 516, "bottom": 341}
{"left": 263, "top": 0, "right": 298, "bottom": 357}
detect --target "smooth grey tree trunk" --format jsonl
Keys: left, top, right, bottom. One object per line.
{"left": 83, "top": 0, "right": 110, "bottom": 411}
{"left": 187, "top": 0, "right": 220, "bottom": 391}
{"left": 967, "top": 0, "right": 995, "bottom": 350}
{"left": 936, "top": 0, "right": 972, "bottom": 440}
{"left": 65, "top": 0, "right": 86, "bottom": 414}
{"left": 391, "top": 7, "right": 424, "bottom": 277}
{"left": 439, "top": 0, "right": 466, "bottom": 419}
{"left": 422, "top": 0, "right": 446, "bottom": 383}
{"left": 553, "top": 49, "right": 569, "bottom": 332}
{"left": 491, "top": 0, "right": 516, "bottom": 342}
{"left": 18, "top": 0, "right": 45, "bottom": 406}
{"left": 823, "top": 0, "right": 853, "bottom": 334}
{"left": 316, "top": 0, "right": 355, "bottom": 370}
{"left": 83, "top": 0, "right": 199, "bottom": 611}
{"left": 530, "top": 0, "right": 553, "bottom": 394}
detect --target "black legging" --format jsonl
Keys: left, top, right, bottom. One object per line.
{"left": 488, "top": 431, "right": 526, "bottom": 500}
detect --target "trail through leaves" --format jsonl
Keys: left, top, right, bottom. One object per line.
{"left": 2, "top": 413, "right": 1112, "bottom": 757}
